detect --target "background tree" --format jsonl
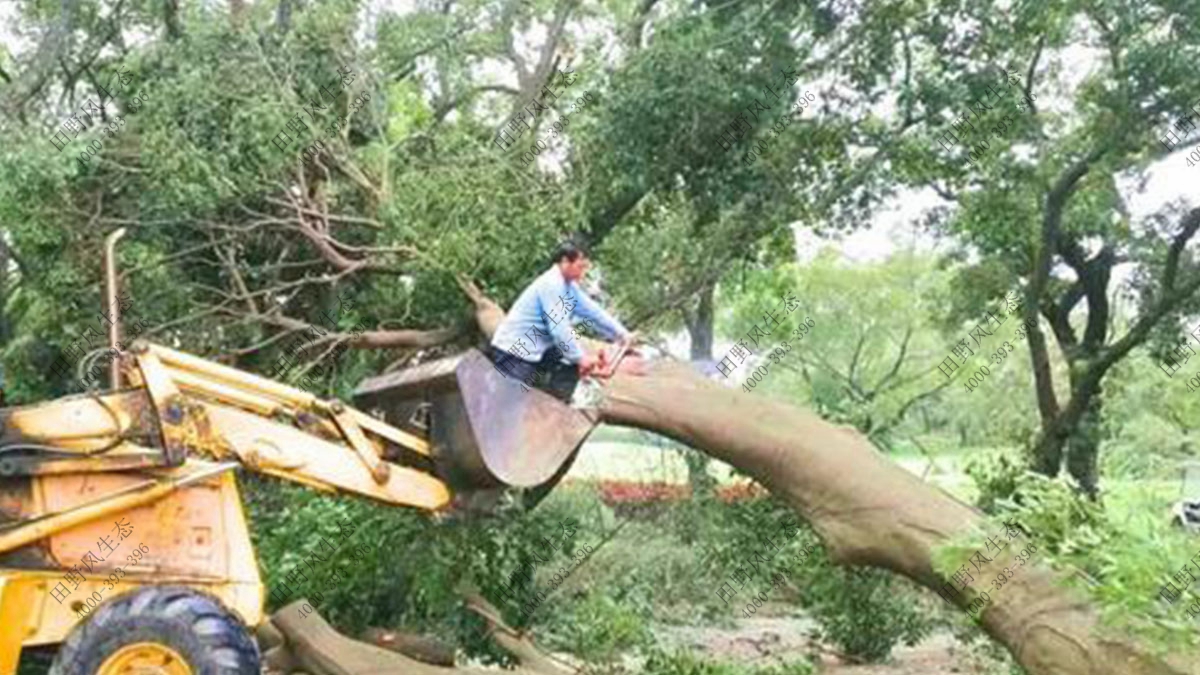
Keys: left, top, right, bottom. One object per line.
{"left": 793, "top": 0, "right": 1200, "bottom": 495}
{"left": 722, "top": 251, "right": 961, "bottom": 452}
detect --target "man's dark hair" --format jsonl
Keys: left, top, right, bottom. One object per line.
{"left": 551, "top": 239, "right": 590, "bottom": 265}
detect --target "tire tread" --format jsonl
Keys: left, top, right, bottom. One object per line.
{"left": 50, "top": 586, "right": 259, "bottom": 675}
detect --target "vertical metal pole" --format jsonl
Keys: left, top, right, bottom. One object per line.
{"left": 104, "top": 228, "right": 127, "bottom": 390}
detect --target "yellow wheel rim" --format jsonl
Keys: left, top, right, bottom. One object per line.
{"left": 96, "top": 642, "right": 193, "bottom": 675}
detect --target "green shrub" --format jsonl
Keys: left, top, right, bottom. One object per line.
{"left": 242, "top": 474, "right": 609, "bottom": 665}
{"left": 640, "top": 649, "right": 814, "bottom": 675}
{"left": 963, "top": 445, "right": 1026, "bottom": 513}
{"left": 552, "top": 516, "right": 718, "bottom": 625}
{"left": 542, "top": 589, "right": 654, "bottom": 662}
{"left": 797, "top": 559, "right": 933, "bottom": 662}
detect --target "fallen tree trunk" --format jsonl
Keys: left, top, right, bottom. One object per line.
{"left": 451, "top": 283, "right": 1197, "bottom": 675}
{"left": 361, "top": 627, "right": 457, "bottom": 666}
{"left": 594, "top": 360, "right": 1197, "bottom": 675}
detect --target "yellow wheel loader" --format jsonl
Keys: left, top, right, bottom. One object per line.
{"left": 0, "top": 230, "right": 597, "bottom": 675}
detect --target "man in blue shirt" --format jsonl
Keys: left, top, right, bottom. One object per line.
{"left": 488, "top": 240, "right": 632, "bottom": 402}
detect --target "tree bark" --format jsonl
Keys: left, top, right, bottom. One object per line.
{"left": 276, "top": 0, "right": 294, "bottom": 34}
{"left": 685, "top": 285, "right": 715, "bottom": 362}
{"left": 592, "top": 361, "right": 1197, "bottom": 675}
{"left": 268, "top": 596, "right": 576, "bottom": 675}
{"left": 1064, "top": 384, "right": 1103, "bottom": 497}
{"left": 1025, "top": 151, "right": 1103, "bottom": 475}
{"left": 361, "top": 627, "right": 457, "bottom": 665}
{"left": 164, "top": 0, "right": 182, "bottom": 40}
{"left": 1031, "top": 405, "right": 1068, "bottom": 476}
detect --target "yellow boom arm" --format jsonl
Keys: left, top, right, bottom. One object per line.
{"left": 0, "top": 340, "right": 452, "bottom": 520}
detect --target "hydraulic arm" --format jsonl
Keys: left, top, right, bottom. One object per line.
{"left": 0, "top": 339, "right": 453, "bottom": 519}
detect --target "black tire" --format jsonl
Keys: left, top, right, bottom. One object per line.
{"left": 50, "top": 586, "right": 259, "bottom": 675}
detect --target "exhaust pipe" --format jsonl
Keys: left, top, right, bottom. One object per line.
{"left": 104, "top": 228, "right": 127, "bottom": 390}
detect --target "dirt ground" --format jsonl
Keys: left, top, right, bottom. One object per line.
{"left": 653, "top": 615, "right": 991, "bottom": 674}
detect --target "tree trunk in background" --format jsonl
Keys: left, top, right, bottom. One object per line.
{"left": 594, "top": 361, "right": 1197, "bottom": 675}
{"left": 0, "top": 234, "right": 7, "bottom": 343}
{"left": 682, "top": 283, "right": 716, "bottom": 495}
{"left": 230, "top": 0, "right": 247, "bottom": 28}
{"left": 1031, "top": 356, "right": 1104, "bottom": 494}
{"left": 163, "top": 0, "right": 181, "bottom": 40}
{"left": 1031, "top": 400, "right": 1072, "bottom": 479}
{"left": 686, "top": 285, "right": 714, "bottom": 362}
{"left": 276, "top": 0, "right": 294, "bottom": 34}
{"left": 1031, "top": 432, "right": 1065, "bottom": 476}
{"left": 461, "top": 284, "right": 1196, "bottom": 675}
{"left": 1065, "top": 391, "right": 1103, "bottom": 497}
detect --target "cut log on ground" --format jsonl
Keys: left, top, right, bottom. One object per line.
{"left": 361, "top": 627, "right": 456, "bottom": 666}
{"left": 266, "top": 597, "right": 576, "bottom": 675}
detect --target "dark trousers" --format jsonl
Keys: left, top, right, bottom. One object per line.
{"left": 487, "top": 345, "right": 579, "bottom": 403}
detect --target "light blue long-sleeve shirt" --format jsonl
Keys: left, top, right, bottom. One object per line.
{"left": 491, "top": 266, "right": 629, "bottom": 364}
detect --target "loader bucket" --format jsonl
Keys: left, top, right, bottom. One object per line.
{"left": 352, "top": 349, "right": 595, "bottom": 492}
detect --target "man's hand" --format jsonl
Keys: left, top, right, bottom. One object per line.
{"left": 578, "top": 352, "right": 600, "bottom": 377}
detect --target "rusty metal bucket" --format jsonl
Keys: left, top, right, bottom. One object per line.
{"left": 352, "top": 349, "right": 595, "bottom": 494}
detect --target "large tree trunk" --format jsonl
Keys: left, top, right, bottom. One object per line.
{"left": 1031, "top": 427, "right": 1066, "bottom": 476}
{"left": 594, "top": 360, "right": 1197, "bottom": 675}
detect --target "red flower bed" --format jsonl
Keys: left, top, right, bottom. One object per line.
{"left": 592, "top": 480, "right": 766, "bottom": 506}
{"left": 715, "top": 481, "right": 768, "bottom": 503}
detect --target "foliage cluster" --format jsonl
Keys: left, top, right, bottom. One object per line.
{"left": 244, "top": 472, "right": 936, "bottom": 668}
{"left": 961, "top": 448, "right": 1200, "bottom": 655}
{"left": 243, "top": 473, "right": 611, "bottom": 665}
{"left": 793, "top": 563, "right": 933, "bottom": 663}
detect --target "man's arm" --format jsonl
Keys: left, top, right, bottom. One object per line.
{"left": 571, "top": 287, "right": 629, "bottom": 342}
{"left": 537, "top": 278, "right": 586, "bottom": 363}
